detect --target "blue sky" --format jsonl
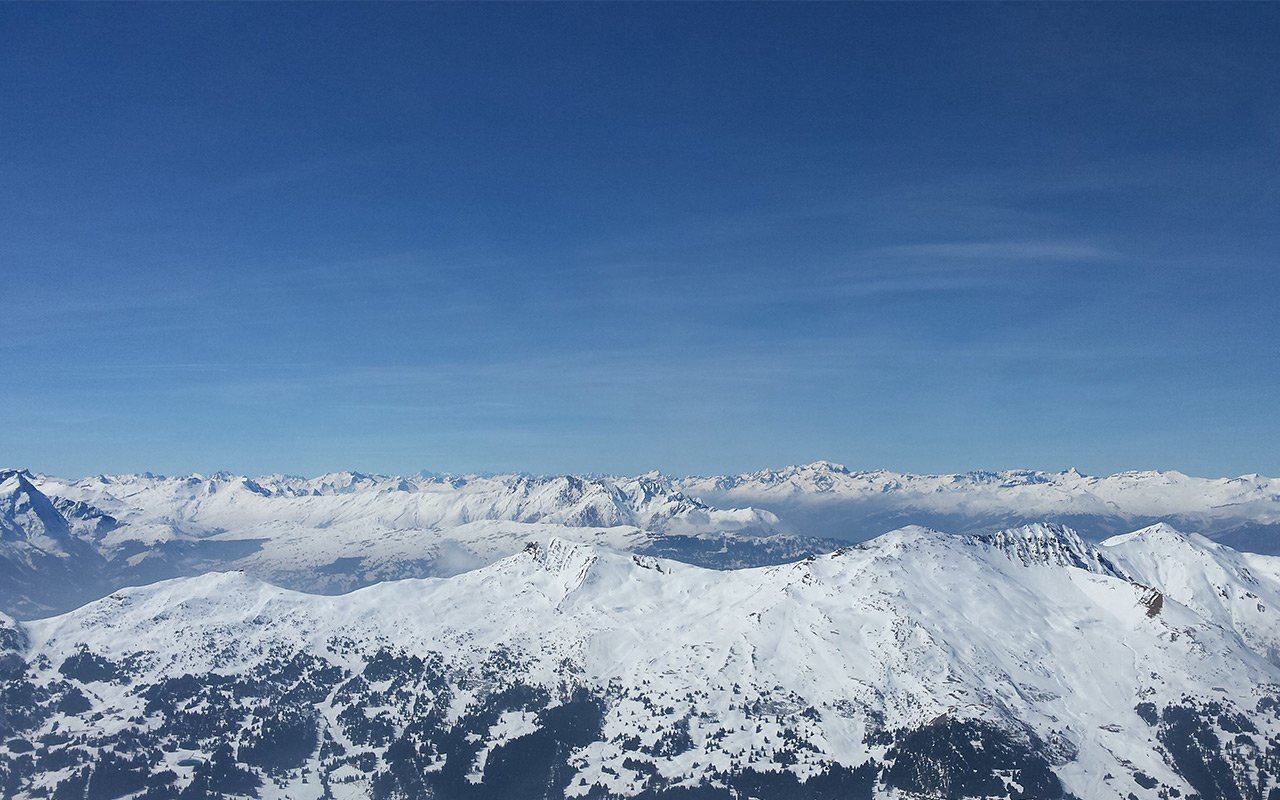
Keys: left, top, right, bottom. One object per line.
{"left": 3, "top": 3, "right": 1278, "bottom": 479}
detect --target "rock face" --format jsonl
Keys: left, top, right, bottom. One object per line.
{"left": 972, "top": 521, "right": 1128, "bottom": 577}
{"left": 2, "top": 525, "right": 1279, "bottom": 799}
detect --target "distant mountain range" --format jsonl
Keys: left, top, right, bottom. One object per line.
{"left": 4, "top": 462, "right": 1279, "bottom": 618}
{"left": 2, "top": 522, "right": 1278, "bottom": 799}
{"left": 681, "top": 461, "right": 1280, "bottom": 549}
{"left": 0, "top": 468, "right": 825, "bottom": 618}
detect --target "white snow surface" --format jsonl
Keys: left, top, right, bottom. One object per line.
{"left": 20, "top": 523, "right": 1280, "bottom": 800}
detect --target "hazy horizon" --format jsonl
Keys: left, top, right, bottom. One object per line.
{"left": 7, "top": 460, "right": 1274, "bottom": 484}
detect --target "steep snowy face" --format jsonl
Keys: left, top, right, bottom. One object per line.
{"left": 5, "top": 528, "right": 1280, "bottom": 800}
{"left": 0, "top": 470, "right": 73, "bottom": 550}
{"left": 0, "top": 472, "right": 111, "bottom": 618}
{"left": 1102, "top": 523, "right": 1280, "bottom": 666}
{"left": 972, "top": 522, "right": 1128, "bottom": 578}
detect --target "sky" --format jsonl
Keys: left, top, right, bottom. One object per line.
{"left": 2, "top": 3, "right": 1279, "bottom": 480}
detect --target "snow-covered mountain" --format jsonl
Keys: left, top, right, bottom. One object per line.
{"left": 1102, "top": 523, "right": 1280, "bottom": 667}
{"left": 2, "top": 523, "right": 1277, "bottom": 799}
{"left": 0, "top": 470, "right": 112, "bottom": 617}
{"left": 40, "top": 470, "right": 764, "bottom": 535}
{"left": 5, "top": 462, "right": 1280, "bottom": 619}
{"left": 680, "top": 461, "right": 1280, "bottom": 550}
{"left": 30, "top": 463, "right": 1280, "bottom": 559}
{"left": 1, "top": 470, "right": 828, "bottom": 618}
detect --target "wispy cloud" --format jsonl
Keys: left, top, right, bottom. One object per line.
{"left": 876, "top": 240, "right": 1119, "bottom": 262}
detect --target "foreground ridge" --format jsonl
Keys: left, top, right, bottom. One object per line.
{"left": 2, "top": 524, "right": 1280, "bottom": 799}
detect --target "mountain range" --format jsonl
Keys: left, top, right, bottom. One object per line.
{"left": 682, "top": 461, "right": 1280, "bottom": 550}
{"left": 1, "top": 522, "right": 1278, "bottom": 799}
{"left": 4, "top": 463, "right": 1280, "bottom": 618}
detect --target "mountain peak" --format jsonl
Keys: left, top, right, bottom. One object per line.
{"left": 804, "top": 460, "right": 849, "bottom": 473}
{"left": 0, "top": 469, "right": 38, "bottom": 494}
{"left": 520, "top": 538, "right": 601, "bottom": 596}
{"left": 0, "top": 470, "right": 73, "bottom": 545}
{"left": 1100, "top": 522, "right": 1193, "bottom": 548}
{"left": 972, "top": 522, "right": 1127, "bottom": 577}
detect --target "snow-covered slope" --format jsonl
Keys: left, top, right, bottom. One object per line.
{"left": 1103, "top": 523, "right": 1280, "bottom": 667}
{"left": 2, "top": 524, "right": 1278, "bottom": 799}
{"left": 0, "top": 470, "right": 95, "bottom": 553}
